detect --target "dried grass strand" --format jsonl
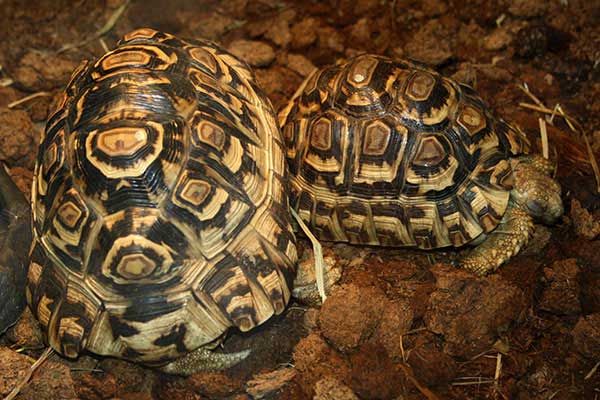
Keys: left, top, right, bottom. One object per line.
{"left": 7, "top": 92, "right": 52, "bottom": 109}
{"left": 57, "top": 0, "right": 130, "bottom": 53}
{"left": 4, "top": 347, "right": 54, "bottom": 400}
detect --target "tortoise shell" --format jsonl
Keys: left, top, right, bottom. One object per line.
{"left": 279, "top": 54, "right": 530, "bottom": 249}
{"left": 27, "top": 28, "right": 297, "bottom": 363}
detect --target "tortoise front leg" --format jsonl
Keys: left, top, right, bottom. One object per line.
{"left": 460, "top": 201, "right": 534, "bottom": 275}
{"left": 460, "top": 154, "right": 562, "bottom": 275}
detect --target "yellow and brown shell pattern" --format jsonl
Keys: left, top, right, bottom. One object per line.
{"left": 279, "top": 54, "right": 529, "bottom": 249}
{"left": 27, "top": 28, "right": 297, "bottom": 364}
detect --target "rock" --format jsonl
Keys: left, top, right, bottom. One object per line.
{"left": 424, "top": 264, "right": 526, "bottom": 359}
{"left": 302, "top": 307, "right": 320, "bottom": 331}
{"left": 508, "top": 0, "right": 548, "bottom": 17}
{"left": 348, "top": 343, "right": 404, "bottom": 399}
{"left": 290, "top": 18, "right": 319, "bottom": 49}
{"left": 538, "top": 259, "right": 581, "bottom": 315}
{"left": 98, "top": 358, "right": 154, "bottom": 395}
{"left": 7, "top": 166, "right": 33, "bottom": 195}
{"left": 285, "top": 54, "right": 317, "bottom": 78}
{"left": 227, "top": 40, "right": 275, "bottom": 67}
{"left": 5, "top": 307, "right": 44, "bottom": 349}
{"left": 372, "top": 298, "right": 414, "bottom": 360}
{"left": 484, "top": 27, "right": 513, "bottom": 51}
{"left": 13, "top": 51, "right": 79, "bottom": 91}
{"left": 219, "top": 0, "right": 248, "bottom": 19}
{"left": 314, "top": 377, "right": 358, "bottom": 400}
{"left": 521, "top": 225, "right": 552, "bottom": 256}
{"left": 186, "top": 371, "right": 241, "bottom": 398}
{"left": 317, "top": 26, "right": 345, "bottom": 53}
{"left": 292, "top": 333, "right": 351, "bottom": 397}
{"left": 0, "top": 108, "right": 40, "bottom": 168}
{"left": 420, "top": 0, "right": 448, "bottom": 17}
{"left": 0, "top": 347, "right": 77, "bottom": 399}
{"left": 570, "top": 198, "right": 600, "bottom": 240}
{"left": 254, "top": 66, "right": 303, "bottom": 110}
{"left": 318, "top": 284, "right": 386, "bottom": 352}
{"left": 190, "top": 13, "right": 237, "bottom": 40}
{"left": 571, "top": 313, "right": 600, "bottom": 360}
{"left": 264, "top": 10, "right": 295, "bottom": 48}
{"left": 403, "top": 19, "right": 454, "bottom": 65}
{"left": 0, "top": 87, "right": 21, "bottom": 108}
{"left": 407, "top": 333, "right": 458, "bottom": 386}
{"left": 246, "top": 368, "right": 296, "bottom": 399}
{"left": 74, "top": 371, "right": 119, "bottom": 400}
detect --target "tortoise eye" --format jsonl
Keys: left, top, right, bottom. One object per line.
{"left": 526, "top": 199, "right": 546, "bottom": 216}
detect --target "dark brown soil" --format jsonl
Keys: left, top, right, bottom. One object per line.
{"left": 0, "top": 0, "right": 599, "bottom": 399}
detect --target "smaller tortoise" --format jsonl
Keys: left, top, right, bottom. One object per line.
{"left": 279, "top": 54, "right": 563, "bottom": 274}
{"left": 0, "top": 28, "right": 327, "bottom": 375}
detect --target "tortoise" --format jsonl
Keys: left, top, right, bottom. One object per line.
{"left": 278, "top": 54, "right": 563, "bottom": 274}
{"left": 0, "top": 28, "right": 320, "bottom": 375}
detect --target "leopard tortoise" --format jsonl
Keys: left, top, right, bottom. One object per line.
{"left": 279, "top": 54, "right": 563, "bottom": 274}
{"left": 0, "top": 28, "right": 312, "bottom": 375}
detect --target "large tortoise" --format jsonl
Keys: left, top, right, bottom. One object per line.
{"left": 0, "top": 28, "right": 312, "bottom": 374}
{"left": 279, "top": 54, "right": 563, "bottom": 274}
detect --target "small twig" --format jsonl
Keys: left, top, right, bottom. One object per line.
{"left": 496, "top": 13, "right": 506, "bottom": 27}
{"left": 290, "top": 208, "right": 326, "bottom": 302}
{"left": 400, "top": 335, "right": 406, "bottom": 363}
{"left": 539, "top": 118, "right": 549, "bottom": 159}
{"left": 0, "top": 78, "right": 13, "bottom": 87}
{"left": 584, "top": 360, "right": 600, "bottom": 380}
{"left": 5, "top": 348, "right": 54, "bottom": 400}
{"left": 582, "top": 132, "right": 600, "bottom": 192}
{"left": 57, "top": 0, "right": 131, "bottom": 53}
{"left": 518, "top": 83, "right": 545, "bottom": 108}
{"left": 547, "top": 390, "right": 561, "bottom": 399}
{"left": 98, "top": 37, "right": 110, "bottom": 53}
{"left": 70, "top": 367, "right": 104, "bottom": 373}
{"left": 7, "top": 92, "right": 52, "bottom": 109}
{"left": 493, "top": 353, "right": 503, "bottom": 397}
{"left": 403, "top": 326, "right": 428, "bottom": 335}
{"left": 398, "top": 363, "right": 441, "bottom": 400}
{"left": 451, "top": 379, "right": 495, "bottom": 386}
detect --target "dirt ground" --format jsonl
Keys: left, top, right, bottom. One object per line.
{"left": 0, "top": 0, "right": 599, "bottom": 399}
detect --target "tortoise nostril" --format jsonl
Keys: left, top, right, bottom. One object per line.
{"left": 526, "top": 199, "right": 546, "bottom": 215}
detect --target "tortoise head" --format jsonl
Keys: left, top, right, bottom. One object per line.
{"left": 511, "top": 155, "right": 563, "bottom": 224}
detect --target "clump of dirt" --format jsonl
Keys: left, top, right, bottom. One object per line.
{"left": 0, "top": 0, "right": 599, "bottom": 399}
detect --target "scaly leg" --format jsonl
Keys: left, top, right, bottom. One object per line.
{"left": 460, "top": 201, "right": 534, "bottom": 275}
{"left": 159, "top": 343, "right": 251, "bottom": 376}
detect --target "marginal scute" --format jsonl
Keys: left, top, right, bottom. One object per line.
{"left": 42, "top": 142, "right": 59, "bottom": 174}
{"left": 188, "top": 47, "right": 218, "bottom": 74}
{"left": 123, "top": 27, "right": 161, "bottom": 42}
{"left": 100, "top": 50, "right": 152, "bottom": 70}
